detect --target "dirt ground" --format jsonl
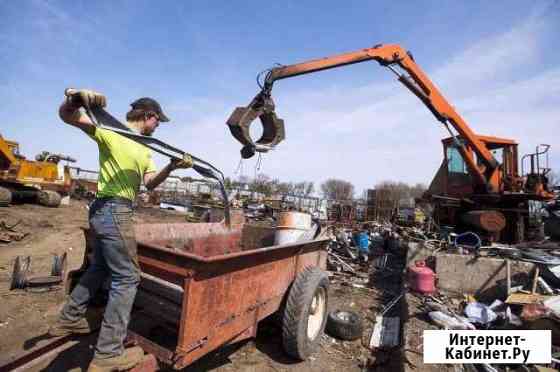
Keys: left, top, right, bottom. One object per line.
{"left": 0, "top": 200, "right": 404, "bottom": 372}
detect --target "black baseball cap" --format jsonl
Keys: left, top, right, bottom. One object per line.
{"left": 130, "top": 97, "right": 170, "bottom": 122}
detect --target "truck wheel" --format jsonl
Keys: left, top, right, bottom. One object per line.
{"left": 282, "top": 266, "right": 329, "bottom": 360}
{"left": 0, "top": 186, "right": 11, "bottom": 207}
{"left": 38, "top": 190, "right": 62, "bottom": 208}
{"left": 326, "top": 310, "right": 363, "bottom": 341}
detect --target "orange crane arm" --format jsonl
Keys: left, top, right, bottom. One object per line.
{"left": 263, "top": 44, "right": 500, "bottom": 192}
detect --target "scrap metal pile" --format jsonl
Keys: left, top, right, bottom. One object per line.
{"left": 321, "top": 216, "right": 560, "bottom": 370}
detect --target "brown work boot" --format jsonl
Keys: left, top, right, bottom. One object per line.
{"left": 87, "top": 347, "right": 144, "bottom": 372}
{"left": 48, "top": 317, "right": 95, "bottom": 337}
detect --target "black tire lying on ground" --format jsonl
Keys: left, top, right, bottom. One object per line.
{"left": 326, "top": 309, "right": 363, "bottom": 341}
{"left": 282, "top": 266, "right": 329, "bottom": 360}
{"left": 0, "top": 186, "right": 12, "bottom": 207}
{"left": 38, "top": 190, "right": 62, "bottom": 208}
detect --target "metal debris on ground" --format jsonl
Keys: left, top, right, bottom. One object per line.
{"left": 370, "top": 316, "right": 400, "bottom": 349}
{"left": 379, "top": 290, "right": 405, "bottom": 317}
{"left": 0, "top": 219, "right": 29, "bottom": 243}
{"left": 10, "top": 253, "right": 67, "bottom": 291}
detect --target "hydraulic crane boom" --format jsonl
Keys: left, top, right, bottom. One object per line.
{"left": 226, "top": 43, "right": 554, "bottom": 242}
{"left": 261, "top": 44, "right": 499, "bottom": 192}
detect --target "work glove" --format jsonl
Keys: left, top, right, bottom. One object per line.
{"left": 65, "top": 88, "right": 107, "bottom": 109}
{"left": 170, "top": 154, "right": 193, "bottom": 170}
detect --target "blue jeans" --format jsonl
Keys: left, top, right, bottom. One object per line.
{"left": 60, "top": 198, "right": 140, "bottom": 359}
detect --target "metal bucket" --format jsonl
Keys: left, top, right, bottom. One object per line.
{"left": 274, "top": 211, "right": 312, "bottom": 245}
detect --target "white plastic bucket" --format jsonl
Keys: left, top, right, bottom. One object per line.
{"left": 274, "top": 211, "right": 312, "bottom": 245}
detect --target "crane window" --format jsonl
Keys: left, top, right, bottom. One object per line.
{"left": 447, "top": 146, "right": 468, "bottom": 174}
{"left": 492, "top": 148, "right": 503, "bottom": 165}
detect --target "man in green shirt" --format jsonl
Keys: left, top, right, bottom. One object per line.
{"left": 50, "top": 89, "right": 191, "bottom": 371}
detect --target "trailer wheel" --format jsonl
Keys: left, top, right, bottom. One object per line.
{"left": 0, "top": 186, "right": 11, "bottom": 207}
{"left": 325, "top": 310, "right": 363, "bottom": 341}
{"left": 38, "top": 190, "right": 61, "bottom": 208}
{"left": 282, "top": 266, "right": 329, "bottom": 360}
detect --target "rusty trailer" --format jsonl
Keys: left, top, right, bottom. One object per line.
{"left": 69, "top": 213, "right": 329, "bottom": 370}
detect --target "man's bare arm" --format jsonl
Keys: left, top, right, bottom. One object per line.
{"left": 59, "top": 100, "right": 96, "bottom": 136}
{"left": 144, "top": 163, "right": 174, "bottom": 191}
{"left": 144, "top": 156, "right": 194, "bottom": 191}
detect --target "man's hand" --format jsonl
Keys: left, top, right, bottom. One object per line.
{"left": 60, "top": 88, "right": 107, "bottom": 135}
{"left": 65, "top": 88, "right": 107, "bottom": 109}
{"left": 170, "top": 154, "right": 193, "bottom": 170}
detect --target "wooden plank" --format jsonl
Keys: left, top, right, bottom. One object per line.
{"left": 505, "top": 292, "right": 554, "bottom": 305}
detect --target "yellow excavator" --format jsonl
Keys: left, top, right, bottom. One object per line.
{"left": 0, "top": 133, "right": 75, "bottom": 207}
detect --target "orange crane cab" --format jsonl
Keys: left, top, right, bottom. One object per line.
{"left": 428, "top": 135, "right": 552, "bottom": 242}
{"left": 226, "top": 43, "right": 554, "bottom": 243}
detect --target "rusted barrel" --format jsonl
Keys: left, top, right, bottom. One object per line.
{"left": 274, "top": 211, "right": 311, "bottom": 245}
{"left": 461, "top": 210, "right": 506, "bottom": 232}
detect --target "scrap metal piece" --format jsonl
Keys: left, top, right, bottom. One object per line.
{"left": 0, "top": 219, "right": 28, "bottom": 243}
{"left": 10, "top": 253, "right": 66, "bottom": 291}
{"left": 328, "top": 251, "right": 356, "bottom": 274}
{"left": 0, "top": 232, "right": 12, "bottom": 243}
{"left": 380, "top": 291, "right": 405, "bottom": 316}
{"left": 10, "top": 256, "right": 31, "bottom": 290}
{"left": 521, "top": 249, "right": 560, "bottom": 265}
{"left": 27, "top": 276, "right": 63, "bottom": 287}
{"left": 373, "top": 254, "right": 389, "bottom": 269}
{"left": 51, "top": 252, "right": 67, "bottom": 277}
{"left": 369, "top": 316, "right": 400, "bottom": 348}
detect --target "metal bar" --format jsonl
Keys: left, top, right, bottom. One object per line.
{"left": 506, "top": 259, "right": 511, "bottom": 296}
{"left": 266, "top": 43, "right": 497, "bottom": 189}
{"left": 268, "top": 48, "right": 376, "bottom": 82}
{"left": 328, "top": 251, "right": 356, "bottom": 273}
{"left": 0, "top": 335, "right": 79, "bottom": 372}
{"left": 380, "top": 291, "right": 405, "bottom": 316}
{"left": 532, "top": 266, "right": 540, "bottom": 294}
{"left": 126, "top": 331, "right": 175, "bottom": 366}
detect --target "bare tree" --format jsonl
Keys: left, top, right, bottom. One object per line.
{"left": 373, "top": 181, "right": 427, "bottom": 213}
{"left": 250, "top": 173, "right": 273, "bottom": 196}
{"left": 321, "top": 179, "right": 355, "bottom": 200}
{"left": 276, "top": 182, "right": 292, "bottom": 194}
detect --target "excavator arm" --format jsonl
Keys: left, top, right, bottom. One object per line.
{"left": 227, "top": 44, "right": 501, "bottom": 193}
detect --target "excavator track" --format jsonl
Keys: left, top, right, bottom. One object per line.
{"left": 37, "top": 190, "right": 61, "bottom": 208}
{"left": 0, "top": 186, "right": 12, "bottom": 207}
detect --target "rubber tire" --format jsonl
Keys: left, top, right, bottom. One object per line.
{"left": 38, "top": 190, "right": 62, "bottom": 208}
{"left": 0, "top": 186, "right": 12, "bottom": 207}
{"left": 281, "top": 266, "right": 329, "bottom": 360}
{"left": 325, "top": 310, "right": 363, "bottom": 341}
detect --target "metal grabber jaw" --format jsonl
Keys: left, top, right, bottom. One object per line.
{"left": 226, "top": 92, "right": 285, "bottom": 159}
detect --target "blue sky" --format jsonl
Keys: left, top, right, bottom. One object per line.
{"left": 1, "top": 0, "right": 559, "bottom": 194}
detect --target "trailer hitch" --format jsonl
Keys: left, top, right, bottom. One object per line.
{"left": 226, "top": 91, "right": 285, "bottom": 159}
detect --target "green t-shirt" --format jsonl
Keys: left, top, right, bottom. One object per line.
{"left": 90, "top": 127, "right": 156, "bottom": 201}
